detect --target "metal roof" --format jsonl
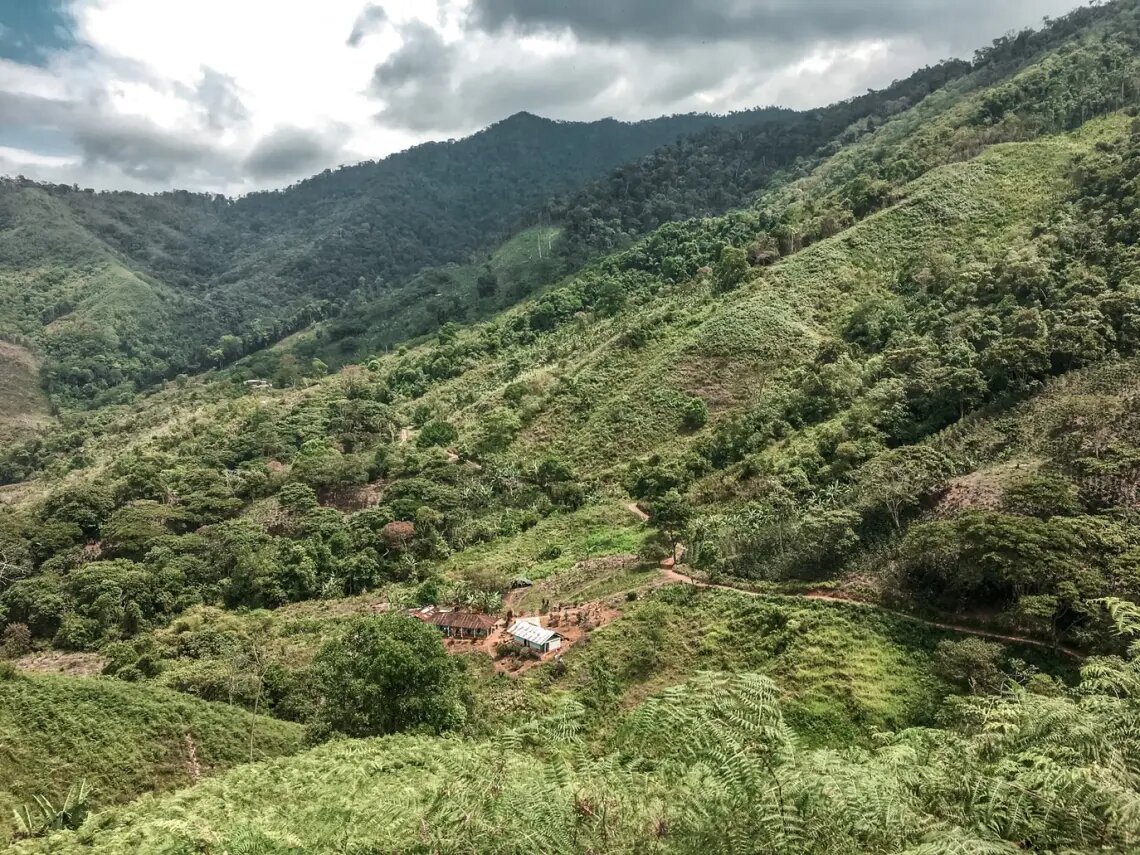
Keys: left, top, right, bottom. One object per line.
{"left": 508, "top": 620, "right": 560, "bottom": 645}
{"left": 427, "top": 611, "right": 497, "bottom": 631}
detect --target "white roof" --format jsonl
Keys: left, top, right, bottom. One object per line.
{"left": 508, "top": 620, "right": 560, "bottom": 645}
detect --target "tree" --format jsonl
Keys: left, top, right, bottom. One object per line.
{"left": 101, "top": 502, "right": 178, "bottom": 560}
{"left": 476, "top": 267, "right": 498, "bottom": 299}
{"left": 310, "top": 614, "right": 467, "bottom": 738}
{"left": 277, "top": 482, "right": 319, "bottom": 516}
{"left": 712, "top": 244, "right": 750, "bottom": 293}
{"left": 470, "top": 408, "right": 520, "bottom": 456}
{"left": 219, "top": 335, "right": 244, "bottom": 362}
{"left": 417, "top": 420, "right": 458, "bottom": 449}
{"left": 651, "top": 490, "right": 692, "bottom": 564}
{"left": 681, "top": 396, "right": 708, "bottom": 431}
{"left": 860, "top": 447, "right": 953, "bottom": 531}
{"left": 932, "top": 638, "right": 1006, "bottom": 694}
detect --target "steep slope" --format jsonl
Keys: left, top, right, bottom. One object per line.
{"left": 16, "top": 649, "right": 1140, "bottom": 854}
{"left": 4, "top": 7, "right": 1140, "bottom": 853}
{"left": 1, "top": 0, "right": 1138, "bottom": 657}
{"left": 0, "top": 672, "right": 303, "bottom": 844}
{"left": 0, "top": 342, "right": 50, "bottom": 443}
{"left": 255, "top": 224, "right": 565, "bottom": 374}
{"left": 0, "top": 111, "right": 765, "bottom": 409}
{"left": 288, "top": 0, "right": 1139, "bottom": 385}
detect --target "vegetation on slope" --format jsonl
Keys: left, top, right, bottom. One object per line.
{"left": 0, "top": 342, "right": 50, "bottom": 443}
{"left": 10, "top": 0, "right": 1125, "bottom": 412}
{"left": 2, "top": 6, "right": 1140, "bottom": 851}
{"left": 3, "top": 1, "right": 1140, "bottom": 661}
{"left": 17, "top": 602, "right": 1140, "bottom": 854}
{"left": 0, "top": 670, "right": 302, "bottom": 843}
{"left": 0, "top": 111, "right": 749, "bottom": 408}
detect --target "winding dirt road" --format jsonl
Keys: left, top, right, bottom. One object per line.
{"left": 632, "top": 499, "right": 1085, "bottom": 661}
{"left": 660, "top": 568, "right": 1086, "bottom": 661}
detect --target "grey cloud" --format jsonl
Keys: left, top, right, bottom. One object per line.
{"left": 0, "top": 88, "right": 72, "bottom": 127}
{"left": 469, "top": 0, "right": 1076, "bottom": 53}
{"left": 244, "top": 126, "right": 341, "bottom": 179}
{"left": 370, "top": 21, "right": 455, "bottom": 90}
{"left": 370, "top": 26, "right": 619, "bottom": 134}
{"left": 347, "top": 4, "right": 388, "bottom": 47}
{"left": 72, "top": 114, "right": 222, "bottom": 182}
{"left": 0, "top": 80, "right": 235, "bottom": 186}
{"left": 194, "top": 67, "right": 249, "bottom": 131}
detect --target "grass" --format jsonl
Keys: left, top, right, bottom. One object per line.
{"left": 0, "top": 671, "right": 303, "bottom": 844}
{"left": 0, "top": 341, "right": 51, "bottom": 443}
{"left": 402, "top": 120, "right": 1122, "bottom": 478}
{"left": 513, "top": 560, "right": 658, "bottom": 613}
{"left": 13, "top": 586, "right": 1061, "bottom": 853}
{"left": 439, "top": 500, "right": 643, "bottom": 585}
{"left": 540, "top": 586, "right": 956, "bottom": 747}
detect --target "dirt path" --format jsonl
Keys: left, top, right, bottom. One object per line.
{"left": 399, "top": 427, "right": 410, "bottom": 444}
{"left": 628, "top": 498, "right": 1083, "bottom": 661}
{"left": 626, "top": 502, "right": 650, "bottom": 522}
{"left": 661, "top": 569, "right": 1086, "bottom": 662}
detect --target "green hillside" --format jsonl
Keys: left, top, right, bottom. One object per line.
{"left": 1, "top": 2, "right": 1140, "bottom": 851}
{"left": 0, "top": 342, "right": 50, "bottom": 443}
{"left": 0, "top": 671, "right": 303, "bottom": 844}
{"left": 1, "top": 1, "right": 1138, "bottom": 654}
{"left": 0, "top": 111, "right": 767, "bottom": 410}
{"left": 260, "top": 224, "right": 565, "bottom": 374}
{"left": 14, "top": 628, "right": 1139, "bottom": 854}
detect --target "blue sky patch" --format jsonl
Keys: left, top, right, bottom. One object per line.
{"left": 0, "top": 0, "right": 77, "bottom": 67}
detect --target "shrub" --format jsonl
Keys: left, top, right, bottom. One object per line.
{"left": 681, "top": 396, "right": 709, "bottom": 431}
{"left": 932, "top": 638, "right": 1006, "bottom": 694}
{"left": 311, "top": 614, "right": 468, "bottom": 738}
{"left": 2, "top": 622, "right": 32, "bottom": 658}
{"left": 417, "top": 420, "right": 458, "bottom": 449}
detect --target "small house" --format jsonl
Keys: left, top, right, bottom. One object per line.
{"left": 507, "top": 618, "right": 562, "bottom": 654}
{"left": 426, "top": 611, "right": 497, "bottom": 640}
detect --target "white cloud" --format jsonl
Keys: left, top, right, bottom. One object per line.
{"left": 0, "top": 0, "right": 1087, "bottom": 193}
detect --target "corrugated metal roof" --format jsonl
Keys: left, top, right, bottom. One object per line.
{"left": 428, "top": 611, "right": 497, "bottom": 631}
{"left": 508, "top": 620, "right": 560, "bottom": 645}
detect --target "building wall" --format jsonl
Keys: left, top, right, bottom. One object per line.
{"left": 512, "top": 634, "right": 561, "bottom": 653}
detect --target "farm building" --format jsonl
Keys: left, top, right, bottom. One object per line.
{"left": 424, "top": 611, "right": 497, "bottom": 639}
{"left": 507, "top": 619, "right": 563, "bottom": 654}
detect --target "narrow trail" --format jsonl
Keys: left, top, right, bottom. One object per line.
{"left": 398, "top": 427, "right": 410, "bottom": 444}
{"left": 635, "top": 499, "right": 1085, "bottom": 661}
{"left": 660, "top": 568, "right": 1086, "bottom": 662}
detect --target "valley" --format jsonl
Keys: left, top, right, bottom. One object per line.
{"left": 1, "top": 1, "right": 1140, "bottom": 852}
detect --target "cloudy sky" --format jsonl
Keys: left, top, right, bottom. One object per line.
{"left": 0, "top": 0, "right": 1083, "bottom": 195}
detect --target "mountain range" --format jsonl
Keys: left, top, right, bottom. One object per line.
{"left": 3, "top": 1, "right": 1140, "bottom": 852}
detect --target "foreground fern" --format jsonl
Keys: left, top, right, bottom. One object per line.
{"left": 20, "top": 629, "right": 1140, "bottom": 854}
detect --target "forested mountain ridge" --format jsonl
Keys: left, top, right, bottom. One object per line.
{"left": 2, "top": 0, "right": 1138, "bottom": 660}
{"left": 0, "top": 110, "right": 772, "bottom": 409}
{"left": 232, "top": 0, "right": 1140, "bottom": 375}
{"left": 5, "top": 2, "right": 1140, "bottom": 852}
{"left": 6, "top": 0, "right": 1109, "bottom": 415}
